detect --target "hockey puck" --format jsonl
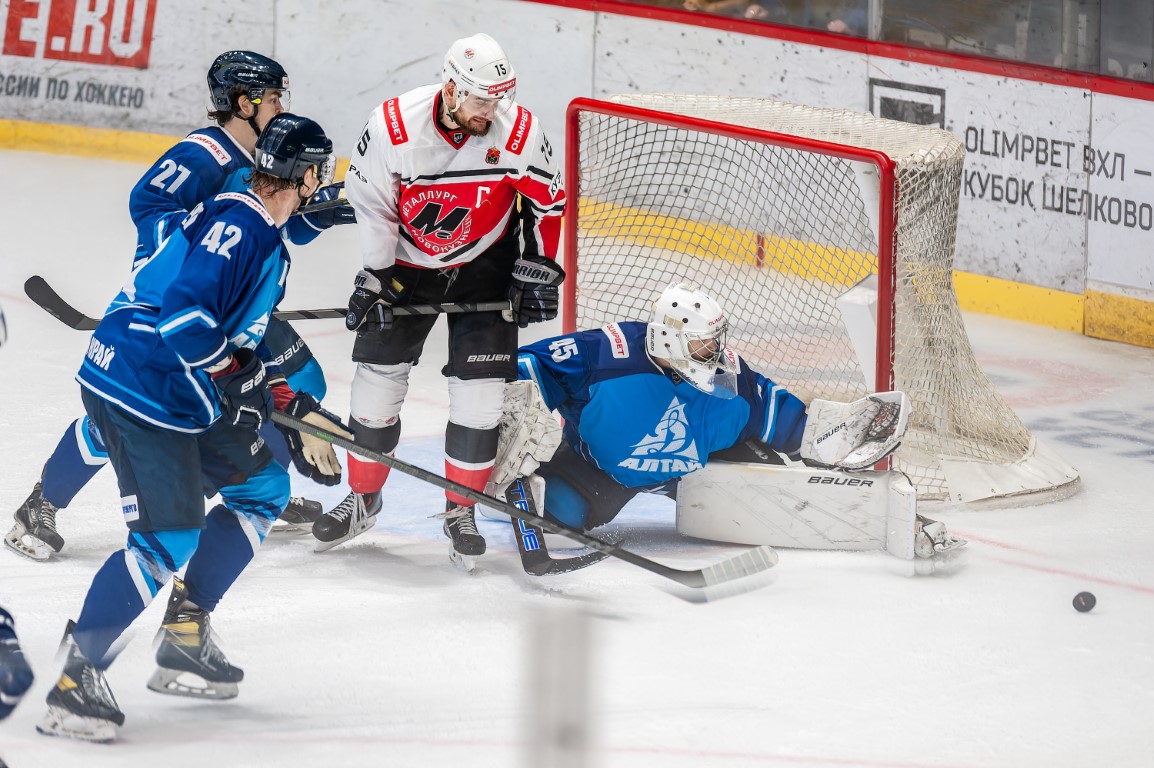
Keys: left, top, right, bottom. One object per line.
{"left": 1073, "top": 591, "right": 1096, "bottom": 612}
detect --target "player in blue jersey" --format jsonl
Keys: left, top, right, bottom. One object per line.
{"left": 6, "top": 51, "right": 353, "bottom": 561}
{"left": 510, "top": 283, "right": 810, "bottom": 532}
{"left": 489, "top": 283, "right": 961, "bottom": 565}
{"left": 0, "top": 308, "right": 35, "bottom": 732}
{"left": 36, "top": 114, "right": 351, "bottom": 743}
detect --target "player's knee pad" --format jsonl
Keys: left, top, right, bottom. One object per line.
{"left": 446, "top": 376, "right": 505, "bottom": 429}
{"left": 218, "top": 461, "right": 290, "bottom": 540}
{"left": 352, "top": 418, "right": 401, "bottom": 453}
{"left": 351, "top": 362, "right": 411, "bottom": 427}
{"left": 79, "top": 415, "right": 109, "bottom": 457}
{"left": 127, "top": 528, "right": 200, "bottom": 597}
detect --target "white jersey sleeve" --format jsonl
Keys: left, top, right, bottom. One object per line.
{"left": 344, "top": 102, "right": 403, "bottom": 272}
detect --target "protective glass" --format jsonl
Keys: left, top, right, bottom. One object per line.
{"left": 314, "top": 154, "right": 335, "bottom": 186}
{"left": 675, "top": 325, "right": 738, "bottom": 399}
{"left": 455, "top": 84, "right": 516, "bottom": 118}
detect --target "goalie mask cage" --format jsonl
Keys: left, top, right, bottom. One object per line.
{"left": 563, "top": 95, "right": 1079, "bottom": 503}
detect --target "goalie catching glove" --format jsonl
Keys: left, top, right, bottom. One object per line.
{"left": 799, "top": 391, "right": 909, "bottom": 471}
{"left": 272, "top": 388, "right": 354, "bottom": 486}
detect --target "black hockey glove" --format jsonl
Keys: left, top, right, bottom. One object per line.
{"left": 508, "top": 256, "right": 565, "bottom": 328}
{"left": 275, "top": 392, "right": 352, "bottom": 486}
{"left": 212, "top": 348, "right": 273, "bottom": 430}
{"left": 301, "top": 182, "right": 356, "bottom": 229}
{"left": 346, "top": 266, "right": 409, "bottom": 332}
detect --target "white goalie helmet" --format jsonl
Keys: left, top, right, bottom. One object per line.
{"left": 646, "top": 283, "right": 739, "bottom": 399}
{"left": 442, "top": 33, "right": 517, "bottom": 118}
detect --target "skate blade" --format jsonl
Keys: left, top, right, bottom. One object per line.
{"left": 934, "top": 536, "right": 968, "bottom": 555}
{"left": 4, "top": 525, "right": 53, "bottom": 562}
{"left": 448, "top": 549, "right": 478, "bottom": 573}
{"left": 146, "top": 668, "right": 239, "bottom": 700}
{"left": 269, "top": 522, "right": 313, "bottom": 536}
{"left": 36, "top": 705, "right": 119, "bottom": 743}
{"left": 312, "top": 514, "right": 379, "bottom": 553}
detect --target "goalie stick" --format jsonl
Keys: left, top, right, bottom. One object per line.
{"left": 272, "top": 411, "right": 778, "bottom": 590}
{"left": 24, "top": 275, "right": 511, "bottom": 331}
{"left": 505, "top": 477, "right": 609, "bottom": 575}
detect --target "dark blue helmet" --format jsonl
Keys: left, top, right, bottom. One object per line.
{"left": 207, "top": 51, "right": 289, "bottom": 112}
{"left": 255, "top": 113, "right": 334, "bottom": 185}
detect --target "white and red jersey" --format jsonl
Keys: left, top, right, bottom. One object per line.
{"left": 344, "top": 83, "right": 565, "bottom": 271}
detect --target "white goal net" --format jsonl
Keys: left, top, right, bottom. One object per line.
{"left": 564, "top": 94, "right": 1078, "bottom": 503}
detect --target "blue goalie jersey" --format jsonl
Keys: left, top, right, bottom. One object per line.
{"left": 516, "top": 322, "right": 808, "bottom": 488}
{"left": 77, "top": 191, "right": 288, "bottom": 433}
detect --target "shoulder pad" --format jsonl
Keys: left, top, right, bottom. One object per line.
{"left": 179, "top": 132, "right": 234, "bottom": 166}
{"left": 504, "top": 106, "right": 535, "bottom": 155}
{"left": 382, "top": 97, "right": 409, "bottom": 146}
{"left": 600, "top": 323, "right": 631, "bottom": 359}
{"left": 215, "top": 192, "right": 276, "bottom": 227}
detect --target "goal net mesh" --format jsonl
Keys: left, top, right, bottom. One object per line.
{"left": 567, "top": 94, "right": 1048, "bottom": 501}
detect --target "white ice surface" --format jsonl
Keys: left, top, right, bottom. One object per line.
{"left": 1, "top": 150, "right": 1153, "bottom": 767}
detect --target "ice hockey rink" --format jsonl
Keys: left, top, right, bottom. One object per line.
{"left": 1, "top": 149, "right": 1153, "bottom": 768}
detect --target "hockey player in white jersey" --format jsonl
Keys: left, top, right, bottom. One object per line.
{"left": 313, "top": 33, "right": 566, "bottom": 566}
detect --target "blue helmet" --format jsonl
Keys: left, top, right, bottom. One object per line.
{"left": 207, "top": 50, "right": 289, "bottom": 112}
{"left": 255, "top": 113, "right": 334, "bottom": 185}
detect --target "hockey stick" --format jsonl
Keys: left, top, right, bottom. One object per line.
{"left": 24, "top": 275, "right": 511, "bottom": 331}
{"left": 272, "top": 411, "right": 778, "bottom": 590}
{"left": 505, "top": 477, "right": 609, "bottom": 575}
{"left": 292, "top": 196, "right": 351, "bottom": 218}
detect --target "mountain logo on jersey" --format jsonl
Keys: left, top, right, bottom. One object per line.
{"left": 486, "top": 147, "right": 500, "bottom": 164}
{"left": 617, "top": 397, "right": 702, "bottom": 475}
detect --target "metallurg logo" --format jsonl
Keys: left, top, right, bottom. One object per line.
{"left": 617, "top": 397, "right": 702, "bottom": 475}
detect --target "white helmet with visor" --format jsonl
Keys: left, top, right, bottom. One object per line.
{"left": 442, "top": 33, "right": 517, "bottom": 119}
{"left": 646, "top": 283, "right": 739, "bottom": 399}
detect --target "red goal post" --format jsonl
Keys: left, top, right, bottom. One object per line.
{"left": 562, "top": 95, "right": 1079, "bottom": 504}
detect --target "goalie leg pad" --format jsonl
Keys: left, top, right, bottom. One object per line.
{"left": 677, "top": 462, "right": 926, "bottom": 558}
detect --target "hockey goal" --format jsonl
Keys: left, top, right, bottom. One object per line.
{"left": 563, "top": 95, "right": 1079, "bottom": 503}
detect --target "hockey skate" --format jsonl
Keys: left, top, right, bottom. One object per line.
{"left": 312, "top": 490, "right": 381, "bottom": 552}
{"left": 37, "top": 623, "right": 124, "bottom": 743}
{"left": 440, "top": 502, "right": 486, "bottom": 572}
{"left": 271, "top": 496, "right": 324, "bottom": 534}
{"left": 0, "top": 615, "right": 34, "bottom": 720}
{"left": 914, "top": 514, "right": 967, "bottom": 558}
{"left": 147, "top": 577, "right": 243, "bottom": 700}
{"left": 4, "top": 481, "right": 63, "bottom": 561}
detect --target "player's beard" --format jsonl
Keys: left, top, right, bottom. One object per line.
{"left": 460, "top": 117, "right": 491, "bottom": 137}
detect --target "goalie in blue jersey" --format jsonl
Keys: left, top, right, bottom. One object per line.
{"left": 36, "top": 114, "right": 351, "bottom": 744}
{"left": 6, "top": 51, "right": 354, "bottom": 562}
{"left": 489, "top": 283, "right": 961, "bottom": 562}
